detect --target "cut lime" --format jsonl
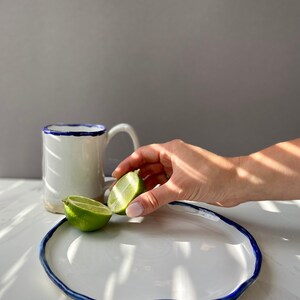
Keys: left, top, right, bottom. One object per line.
{"left": 108, "top": 171, "right": 146, "bottom": 215}
{"left": 63, "top": 195, "right": 112, "bottom": 232}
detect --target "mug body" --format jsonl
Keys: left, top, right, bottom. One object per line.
{"left": 42, "top": 124, "right": 107, "bottom": 213}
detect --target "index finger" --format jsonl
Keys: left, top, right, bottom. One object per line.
{"left": 112, "top": 143, "right": 164, "bottom": 178}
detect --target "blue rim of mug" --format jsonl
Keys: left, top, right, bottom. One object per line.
{"left": 43, "top": 124, "right": 107, "bottom": 137}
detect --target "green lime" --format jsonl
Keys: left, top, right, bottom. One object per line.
{"left": 63, "top": 195, "right": 112, "bottom": 232}
{"left": 108, "top": 171, "right": 146, "bottom": 215}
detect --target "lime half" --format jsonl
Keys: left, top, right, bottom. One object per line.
{"left": 108, "top": 171, "right": 146, "bottom": 215}
{"left": 63, "top": 195, "right": 112, "bottom": 232}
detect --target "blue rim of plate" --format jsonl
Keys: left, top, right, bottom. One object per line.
{"left": 39, "top": 201, "right": 262, "bottom": 300}
{"left": 43, "top": 124, "right": 107, "bottom": 137}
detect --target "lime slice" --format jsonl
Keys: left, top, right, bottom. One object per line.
{"left": 63, "top": 195, "right": 112, "bottom": 232}
{"left": 108, "top": 171, "right": 146, "bottom": 215}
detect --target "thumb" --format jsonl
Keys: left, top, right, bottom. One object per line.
{"left": 126, "top": 182, "right": 177, "bottom": 217}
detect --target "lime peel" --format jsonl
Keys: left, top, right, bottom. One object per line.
{"left": 63, "top": 195, "right": 112, "bottom": 232}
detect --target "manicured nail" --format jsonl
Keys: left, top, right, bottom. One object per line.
{"left": 112, "top": 167, "right": 121, "bottom": 178}
{"left": 126, "top": 202, "right": 144, "bottom": 218}
{"left": 111, "top": 170, "right": 118, "bottom": 178}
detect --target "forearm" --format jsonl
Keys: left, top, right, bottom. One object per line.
{"left": 235, "top": 138, "right": 300, "bottom": 202}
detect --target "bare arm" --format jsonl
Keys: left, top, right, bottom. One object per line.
{"left": 235, "top": 138, "right": 300, "bottom": 202}
{"left": 112, "top": 138, "right": 300, "bottom": 217}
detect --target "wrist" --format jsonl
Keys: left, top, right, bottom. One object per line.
{"left": 233, "top": 154, "right": 267, "bottom": 202}
{"left": 216, "top": 156, "right": 253, "bottom": 206}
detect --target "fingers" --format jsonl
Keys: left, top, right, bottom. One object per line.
{"left": 138, "top": 163, "right": 165, "bottom": 178}
{"left": 113, "top": 141, "right": 178, "bottom": 218}
{"left": 126, "top": 181, "right": 178, "bottom": 217}
{"left": 144, "top": 172, "right": 169, "bottom": 190}
{"left": 139, "top": 163, "right": 170, "bottom": 190}
{"left": 112, "top": 143, "right": 165, "bottom": 178}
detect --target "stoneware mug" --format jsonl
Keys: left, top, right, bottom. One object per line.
{"left": 42, "top": 123, "right": 139, "bottom": 214}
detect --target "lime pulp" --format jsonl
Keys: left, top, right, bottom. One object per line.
{"left": 63, "top": 195, "right": 112, "bottom": 232}
{"left": 107, "top": 171, "right": 145, "bottom": 215}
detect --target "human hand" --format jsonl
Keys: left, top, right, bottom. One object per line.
{"left": 112, "top": 139, "right": 241, "bottom": 217}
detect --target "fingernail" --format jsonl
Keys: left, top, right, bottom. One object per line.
{"left": 111, "top": 170, "right": 118, "bottom": 178}
{"left": 126, "top": 202, "right": 144, "bottom": 218}
{"left": 112, "top": 167, "right": 121, "bottom": 178}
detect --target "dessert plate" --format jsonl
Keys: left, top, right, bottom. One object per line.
{"left": 40, "top": 201, "right": 262, "bottom": 300}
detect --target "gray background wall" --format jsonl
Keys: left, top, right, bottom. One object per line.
{"left": 0, "top": 0, "right": 299, "bottom": 178}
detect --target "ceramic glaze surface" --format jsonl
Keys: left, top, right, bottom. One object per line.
{"left": 42, "top": 123, "right": 139, "bottom": 213}
{"left": 40, "top": 202, "right": 262, "bottom": 300}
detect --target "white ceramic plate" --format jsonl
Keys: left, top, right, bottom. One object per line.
{"left": 40, "top": 201, "right": 262, "bottom": 300}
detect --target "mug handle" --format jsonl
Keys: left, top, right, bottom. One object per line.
{"left": 107, "top": 123, "right": 140, "bottom": 150}
{"left": 104, "top": 123, "right": 140, "bottom": 200}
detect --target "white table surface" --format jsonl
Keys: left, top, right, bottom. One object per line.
{"left": 0, "top": 178, "right": 299, "bottom": 300}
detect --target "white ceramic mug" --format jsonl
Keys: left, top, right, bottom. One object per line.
{"left": 42, "top": 123, "right": 139, "bottom": 214}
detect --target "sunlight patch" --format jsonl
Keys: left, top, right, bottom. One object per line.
{"left": 292, "top": 200, "right": 300, "bottom": 208}
{"left": 103, "top": 273, "right": 117, "bottom": 300}
{"left": 174, "top": 241, "right": 191, "bottom": 258}
{"left": 1, "top": 247, "right": 32, "bottom": 285}
{"left": 0, "top": 180, "right": 24, "bottom": 195}
{"left": 0, "top": 203, "right": 39, "bottom": 240}
{"left": 172, "top": 265, "right": 196, "bottom": 300}
{"left": 67, "top": 236, "right": 83, "bottom": 264}
{"left": 258, "top": 201, "right": 280, "bottom": 213}
{"left": 118, "top": 244, "right": 136, "bottom": 284}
